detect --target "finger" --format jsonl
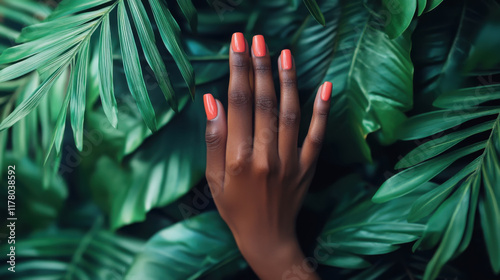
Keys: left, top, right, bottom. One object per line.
{"left": 251, "top": 35, "right": 278, "bottom": 159}
{"left": 277, "top": 49, "right": 300, "bottom": 164}
{"left": 204, "top": 94, "right": 227, "bottom": 196}
{"left": 300, "top": 82, "right": 332, "bottom": 169}
{"left": 227, "top": 32, "right": 253, "bottom": 161}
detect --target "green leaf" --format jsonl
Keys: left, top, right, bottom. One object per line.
{"left": 176, "top": 0, "right": 198, "bottom": 32}
{"left": 318, "top": 178, "right": 425, "bottom": 268}
{"left": 98, "top": 14, "right": 118, "bottom": 128}
{"left": 89, "top": 98, "right": 205, "bottom": 229}
{"left": 408, "top": 157, "right": 480, "bottom": 222}
{"left": 129, "top": 0, "right": 178, "bottom": 112}
{"left": 45, "top": 89, "right": 71, "bottom": 164}
{"left": 398, "top": 107, "right": 500, "bottom": 140}
{"left": 0, "top": 227, "right": 143, "bottom": 279}
{"left": 479, "top": 120, "right": 500, "bottom": 273}
{"left": 150, "top": 0, "right": 195, "bottom": 100}
{"left": 303, "top": 0, "right": 326, "bottom": 26}
{"left": 424, "top": 0, "right": 445, "bottom": 13}
{"left": 434, "top": 84, "right": 500, "bottom": 109}
{"left": 296, "top": 0, "right": 413, "bottom": 163}
{"left": 382, "top": 0, "right": 416, "bottom": 39}
{"left": 396, "top": 120, "right": 494, "bottom": 169}
{"left": 48, "top": 0, "right": 114, "bottom": 19}
{"left": 69, "top": 40, "right": 90, "bottom": 151}
{"left": 126, "top": 212, "right": 244, "bottom": 280}
{"left": 117, "top": 0, "right": 157, "bottom": 132}
{"left": 17, "top": 7, "right": 108, "bottom": 43}
{"left": 423, "top": 179, "right": 470, "bottom": 280}
{"left": 373, "top": 141, "right": 485, "bottom": 203}
{"left": 0, "top": 153, "right": 67, "bottom": 234}
{"left": 0, "top": 66, "right": 66, "bottom": 131}
{"left": 417, "top": 0, "right": 426, "bottom": 16}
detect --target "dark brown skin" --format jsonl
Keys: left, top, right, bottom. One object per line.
{"left": 204, "top": 33, "right": 331, "bottom": 280}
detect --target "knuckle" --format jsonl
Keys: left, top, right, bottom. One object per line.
{"left": 227, "top": 159, "right": 246, "bottom": 175}
{"left": 228, "top": 90, "right": 251, "bottom": 108}
{"left": 254, "top": 64, "right": 272, "bottom": 75}
{"left": 309, "top": 134, "right": 324, "bottom": 147}
{"left": 280, "top": 110, "right": 299, "bottom": 127}
{"left": 231, "top": 55, "right": 248, "bottom": 71}
{"left": 281, "top": 77, "right": 297, "bottom": 88}
{"left": 205, "top": 131, "right": 223, "bottom": 150}
{"left": 255, "top": 96, "right": 275, "bottom": 112}
{"left": 316, "top": 108, "right": 329, "bottom": 119}
{"left": 253, "top": 162, "right": 271, "bottom": 176}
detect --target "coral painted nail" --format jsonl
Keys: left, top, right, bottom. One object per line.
{"left": 281, "top": 49, "right": 292, "bottom": 70}
{"left": 252, "top": 35, "right": 266, "bottom": 57}
{"left": 204, "top": 94, "right": 218, "bottom": 120}
{"left": 321, "top": 82, "right": 332, "bottom": 101}
{"left": 231, "top": 32, "right": 245, "bottom": 53}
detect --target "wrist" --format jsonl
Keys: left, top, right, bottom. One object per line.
{"left": 237, "top": 236, "right": 319, "bottom": 280}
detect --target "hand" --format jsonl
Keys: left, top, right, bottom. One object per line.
{"left": 203, "top": 32, "right": 331, "bottom": 280}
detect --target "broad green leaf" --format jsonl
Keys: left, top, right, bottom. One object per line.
{"left": 396, "top": 120, "right": 494, "bottom": 169}
{"left": 423, "top": 179, "right": 470, "bottom": 280}
{"left": 126, "top": 212, "right": 244, "bottom": 280}
{"left": 408, "top": 157, "right": 480, "bottom": 222}
{"left": 117, "top": 0, "right": 157, "bottom": 132}
{"left": 89, "top": 98, "right": 205, "bottom": 229}
{"left": 176, "top": 0, "right": 198, "bottom": 32}
{"left": 70, "top": 40, "right": 90, "bottom": 151}
{"left": 129, "top": 0, "right": 178, "bottom": 112}
{"left": 382, "top": 0, "right": 416, "bottom": 39}
{"left": 150, "top": 0, "right": 195, "bottom": 100}
{"left": 303, "top": 0, "right": 326, "bottom": 26}
{"left": 0, "top": 153, "right": 67, "bottom": 234}
{"left": 0, "top": 66, "right": 65, "bottom": 131}
{"left": 398, "top": 107, "right": 500, "bottom": 140}
{"left": 296, "top": 0, "right": 413, "bottom": 163}
{"left": 98, "top": 14, "right": 118, "bottom": 128}
{"left": 373, "top": 141, "right": 485, "bottom": 203}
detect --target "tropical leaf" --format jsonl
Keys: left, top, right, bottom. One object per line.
{"left": 303, "top": 0, "right": 326, "bottom": 26}
{"left": 317, "top": 176, "right": 427, "bottom": 269}
{"left": 295, "top": 0, "right": 413, "bottom": 163}
{"left": 373, "top": 67, "right": 500, "bottom": 279}
{"left": 0, "top": 224, "right": 143, "bottom": 279}
{"left": 126, "top": 212, "right": 245, "bottom": 280}
{"left": 0, "top": 0, "right": 196, "bottom": 153}
{"left": 89, "top": 96, "right": 206, "bottom": 229}
{"left": 0, "top": 153, "right": 67, "bottom": 234}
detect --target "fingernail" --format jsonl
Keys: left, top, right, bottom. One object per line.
{"left": 204, "top": 93, "right": 218, "bottom": 120}
{"left": 252, "top": 35, "right": 266, "bottom": 57}
{"left": 281, "top": 49, "right": 292, "bottom": 70}
{"left": 231, "top": 32, "right": 245, "bottom": 53}
{"left": 321, "top": 82, "right": 332, "bottom": 101}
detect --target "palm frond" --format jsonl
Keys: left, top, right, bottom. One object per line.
{"left": 373, "top": 58, "right": 500, "bottom": 280}
{"left": 0, "top": 0, "right": 196, "bottom": 155}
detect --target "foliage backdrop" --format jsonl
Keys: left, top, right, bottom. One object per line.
{"left": 0, "top": 0, "right": 499, "bottom": 279}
